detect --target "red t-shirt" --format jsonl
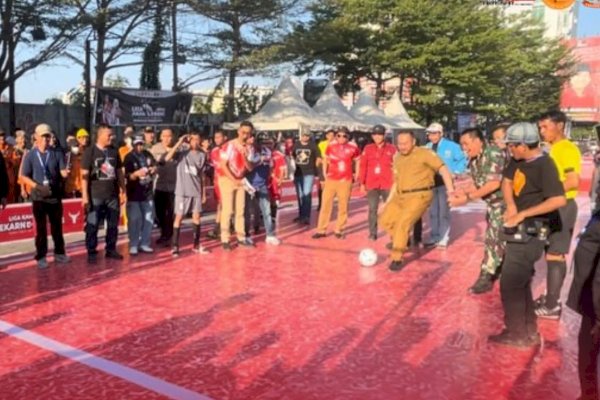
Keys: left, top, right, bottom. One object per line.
{"left": 210, "top": 146, "right": 223, "bottom": 179}
{"left": 271, "top": 150, "right": 286, "bottom": 179}
{"left": 325, "top": 142, "right": 360, "bottom": 181}
{"left": 220, "top": 140, "right": 252, "bottom": 179}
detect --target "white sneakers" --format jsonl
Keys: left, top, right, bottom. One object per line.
{"left": 193, "top": 245, "right": 210, "bottom": 254}
{"left": 266, "top": 236, "right": 281, "bottom": 246}
{"left": 129, "top": 246, "right": 138, "bottom": 256}
{"left": 37, "top": 257, "right": 48, "bottom": 269}
{"left": 140, "top": 246, "right": 154, "bottom": 253}
{"left": 130, "top": 246, "right": 153, "bottom": 256}
{"left": 55, "top": 254, "right": 71, "bottom": 264}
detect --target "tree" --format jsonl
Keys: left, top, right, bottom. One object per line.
{"left": 45, "top": 96, "right": 64, "bottom": 105}
{"left": 184, "top": 0, "right": 299, "bottom": 121}
{"left": 192, "top": 76, "right": 225, "bottom": 114}
{"left": 285, "top": 0, "right": 575, "bottom": 125}
{"left": 105, "top": 73, "right": 130, "bottom": 88}
{"left": 65, "top": 0, "right": 158, "bottom": 88}
{"left": 139, "top": 0, "right": 165, "bottom": 90}
{"left": 234, "top": 82, "right": 272, "bottom": 118}
{"left": 0, "top": 0, "right": 86, "bottom": 95}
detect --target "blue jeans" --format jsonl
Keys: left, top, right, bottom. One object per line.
{"left": 127, "top": 200, "right": 154, "bottom": 248}
{"left": 245, "top": 189, "right": 274, "bottom": 236}
{"left": 429, "top": 186, "right": 450, "bottom": 245}
{"left": 294, "top": 174, "right": 314, "bottom": 221}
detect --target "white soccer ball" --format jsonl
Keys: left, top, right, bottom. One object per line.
{"left": 359, "top": 248, "right": 378, "bottom": 267}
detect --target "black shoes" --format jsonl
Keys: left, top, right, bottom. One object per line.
{"left": 469, "top": 271, "right": 495, "bottom": 294}
{"left": 334, "top": 232, "right": 345, "bottom": 239}
{"left": 389, "top": 260, "right": 405, "bottom": 272}
{"left": 87, "top": 252, "right": 97, "bottom": 264}
{"left": 105, "top": 250, "right": 123, "bottom": 260}
{"left": 368, "top": 234, "right": 377, "bottom": 241}
{"left": 488, "top": 330, "right": 541, "bottom": 348}
{"left": 222, "top": 242, "right": 233, "bottom": 252}
{"left": 312, "top": 233, "right": 326, "bottom": 239}
{"left": 385, "top": 242, "right": 393, "bottom": 250}
{"left": 293, "top": 217, "right": 301, "bottom": 223}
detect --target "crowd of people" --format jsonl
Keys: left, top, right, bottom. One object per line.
{"left": 2, "top": 110, "right": 600, "bottom": 398}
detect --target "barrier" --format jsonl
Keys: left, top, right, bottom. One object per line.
{"left": 0, "top": 180, "right": 319, "bottom": 244}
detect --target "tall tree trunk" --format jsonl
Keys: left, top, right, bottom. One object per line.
{"left": 95, "top": 28, "right": 106, "bottom": 88}
{"left": 227, "top": 68, "right": 236, "bottom": 122}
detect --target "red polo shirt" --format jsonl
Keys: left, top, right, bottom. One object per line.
{"left": 210, "top": 146, "right": 223, "bottom": 179}
{"left": 358, "top": 142, "right": 396, "bottom": 190}
{"left": 220, "top": 140, "right": 252, "bottom": 179}
{"left": 325, "top": 142, "right": 360, "bottom": 181}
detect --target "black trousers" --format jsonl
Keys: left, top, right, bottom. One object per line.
{"left": 85, "top": 197, "right": 120, "bottom": 254}
{"left": 500, "top": 239, "right": 545, "bottom": 337}
{"left": 366, "top": 189, "right": 389, "bottom": 236}
{"left": 154, "top": 190, "right": 174, "bottom": 240}
{"left": 32, "top": 200, "right": 66, "bottom": 260}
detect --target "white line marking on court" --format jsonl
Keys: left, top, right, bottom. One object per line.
{"left": 0, "top": 319, "right": 213, "bottom": 400}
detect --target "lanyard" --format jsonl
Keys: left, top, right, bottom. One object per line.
{"left": 36, "top": 150, "right": 50, "bottom": 172}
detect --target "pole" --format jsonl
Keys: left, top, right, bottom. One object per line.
{"left": 84, "top": 39, "right": 91, "bottom": 134}
{"left": 8, "top": 29, "right": 15, "bottom": 133}
{"left": 171, "top": 0, "right": 178, "bottom": 92}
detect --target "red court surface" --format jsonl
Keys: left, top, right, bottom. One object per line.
{"left": 0, "top": 192, "right": 592, "bottom": 399}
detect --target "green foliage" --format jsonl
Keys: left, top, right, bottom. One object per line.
{"left": 105, "top": 73, "right": 131, "bottom": 88}
{"left": 45, "top": 97, "right": 64, "bottom": 105}
{"left": 193, "top": 77, "right": 225, "bottom": 114}
{"left": 140, "top": 1, "right": 165, "bottom": 90}
{"left": 235, "top": 83, "right": 273, "bottom": 118}
{"left": 284, "top": 0, "right": 575, "bottom": 125}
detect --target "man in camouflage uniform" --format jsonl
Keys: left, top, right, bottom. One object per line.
{"left": 449, "top": 128, "right": 508, "bottom": 294}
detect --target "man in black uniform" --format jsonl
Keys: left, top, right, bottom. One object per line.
{"left": 489, "top": 122, "right": 566, "bottom": 347}
{"left": 81, "top": 124, "right": 126, "bottom": 263}
{"left": 568, "top": 213, "right": 600, "bottom": 400}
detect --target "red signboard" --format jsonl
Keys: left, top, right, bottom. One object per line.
{"left": 560, "top": 36, "right": 600, "bottom": 123}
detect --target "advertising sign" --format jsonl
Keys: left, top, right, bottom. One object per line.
{"left": 94, "top": 88, "right": 193, "bottom": 127}
{"left": 560, "top": 37, "right": 600, "bottom": 123}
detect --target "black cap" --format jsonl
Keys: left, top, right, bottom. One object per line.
{"left": 372, "top": 124, "right": 386, "bottom": 134}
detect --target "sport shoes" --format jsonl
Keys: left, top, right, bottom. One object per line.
{"left": 266, "top": 236, "right": 281, "bottom": 245}
{"left": 193, "top": 245, "right": 210, "bottom": 254}
{"left": 106, "top": 250, "right": 124, "bottom": 260}
{"left": 238, "top": 238, "right": 255, "bottom": 247}
{"left": 171, "top": 246, "right": 180, "bottom": 256}
{"left": 534, "top": 294, "right": 546, "bottom": 308}
{"left": 140, "top": 246, "right": 154, "bottom": 254}
{"left": 312, "top": 232, "right": 326, "bottom": 239}
{"left": 55, "top": 254, "right": 71, "bottom": 264}
{"left": 535, "top": 304, "right": 562, "bottom": 320}
{"left": 37, "top": 257, "right": 49, "bottom": 269}
{"left": 129, "top": 246, "right": 139, "bottom": 256}
{"left": 222, "top": 242, "right": 233, "bottom": 252}
{"left": 389, "top": 260, "right": 405, "bottom": 272}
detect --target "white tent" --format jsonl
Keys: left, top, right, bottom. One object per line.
{"left": 384, "top": 91, "right": 424, "bottom": 130}
{"left": 312, "top": 82, "right": 371, "bottom": 131}
{"left": 350, "top": 88, "right": 400, "bottom": 130}
{"left": 223, "top": 77, "right": 329, "bottom": 131}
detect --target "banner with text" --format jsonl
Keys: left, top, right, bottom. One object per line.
{"left": 94, "top": 88, "right": 193, "bottom": 127}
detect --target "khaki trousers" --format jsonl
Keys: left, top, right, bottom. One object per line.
{"left": 219, "top": 177, "right": 246, "bottom": 242}
{"left": 316, "top": 179, "right": 353, "bottom": 234}
{"left": 379, "top": 191, "right": 433, "bottom": 261}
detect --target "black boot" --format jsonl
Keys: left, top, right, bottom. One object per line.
{"left": 469, "top": 270, "right": 495, "bottom": 294}
{"left": 192, "top": 223, "right": 201, "bottom": 250}
{"left": 171, "top": 227, "right": 180, "bottom": 256}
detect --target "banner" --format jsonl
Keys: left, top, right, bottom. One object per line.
{"left": 560, "top": 36, "right": 600, "bottom": 123}
{"left": 93, "top": 88, "right": 193, "bottom": 127}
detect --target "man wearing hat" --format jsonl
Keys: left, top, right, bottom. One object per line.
{"left": 358, "top": 125, "right": 396, "bottom": 241}
{"left": 424, "top": 122, "right": 466, "bottom": 248}
{"left": 489, "top": 122, "right": 566, "bottom": 348}
{"left": 292, "top": 130, "right": 321, "bottom": 225}
{"left": 124, "top": 135, "right": 157, "bottom": 255}
{"left": 313, "top": 126, "right": 360, "bottom": 239}
{"left": 65, "top": 128, "right": 90, "bottom": 198}
{"left": 143, "top": 126, "right": 155, "bottom": 150}
{"left": 19, "top": 124, "right": 71, "bottom": 269}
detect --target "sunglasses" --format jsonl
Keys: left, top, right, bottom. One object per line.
{"left": 336, "top": 134, "right": 348, "bottom": 138}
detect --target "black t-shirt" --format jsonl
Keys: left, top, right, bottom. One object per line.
{"left": 503, "top": 154, "right": 564, "bottom": 222}
{"left": 81, "top": 145, "right": 122, "bottom": 200}
{"left": 124, "top": 150, "right": 156, "bottom": 202}
{"left": 293, "top": 142, "right": 319, "bottom": 177}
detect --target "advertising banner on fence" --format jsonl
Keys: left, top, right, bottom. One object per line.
{"left": 94, "top": 88, "right": 193, "bottom": 127}
{"left": 561, "top": 36, "right": 600, "bottom": 123}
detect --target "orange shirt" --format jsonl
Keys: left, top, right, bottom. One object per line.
{"left": 119, "top": 145, "right": 132, "bottom": 162}
{"left": 0, "top": 144, "right": 17, "bottom": 202}
{"left": 65, "top": 150, "right": 84, "bottom": 195}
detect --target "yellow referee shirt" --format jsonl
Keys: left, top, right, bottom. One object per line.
{"left": 549, "top": 139, "right": 581, "bottom": 200}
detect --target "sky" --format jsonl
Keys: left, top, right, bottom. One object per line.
{"left": 9, "top": 1, "right": 600, "bottom": 105}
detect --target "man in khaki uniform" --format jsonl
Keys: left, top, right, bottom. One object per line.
{"left": 380, "top": 130, "right": 455, "bottom": 272}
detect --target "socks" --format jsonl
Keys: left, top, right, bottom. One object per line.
{"left": 193, "top": 223, "right": 201, "bottom": 247}
{"left": 172, "top": 226, "right": 180, "bottom": 248}
{"left": 546, "top": 260, "right": 567, "bottom": 309}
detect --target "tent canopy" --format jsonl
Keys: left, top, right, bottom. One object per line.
{"left": 350, "top": 89, "right": 400, "bottom": 130}
{"left": 384, "top": 92, "right": 424, "bottom": 130}
{"left": 223, "top": 77, "right": 329, "bottom": 131}
{"left": 312, "top": 82, "right": 371, "bottom": 131}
